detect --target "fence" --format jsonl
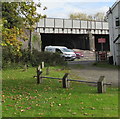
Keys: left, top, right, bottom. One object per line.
{"left": 95, "top": 51, "right": 108, "bottom": 61}
{"left": 34, "top": 64, "right": 111, "bottom": 93}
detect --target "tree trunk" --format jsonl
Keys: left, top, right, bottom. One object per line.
{"left": 28, "top": 29, "right": 32, "bottom": 53}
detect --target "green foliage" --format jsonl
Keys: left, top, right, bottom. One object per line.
{"left": 2, "top": 47, "right": 22, "bottom": 69}
{"left": 2, "top": 2, "right": 23, "bottom": 29}
{"left": 18, "top": 2, "right": 46, "bottom": 51}
{"left": 2, "top": 2, "right": 46, "bottom": 30}
{"left": 92, "top": 62, "right": 120, "bottom": 69}
{"left": 32, "top": 33, "right": 40, "bottom": 42}
{"left": 2, "top": 48, "right": 66, "bottom": 69}
{"left": 19, "top": 2, "right": 46, "bottom": 30}
{"left": 2, "top": 2, "right": 47, "bottom": 55}
{"left": 20, "top": 49, "right": 66, "bottom": 66}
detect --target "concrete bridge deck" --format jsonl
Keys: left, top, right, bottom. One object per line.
{"left": 36, "top": 18, "right": 109, "bottom": 34}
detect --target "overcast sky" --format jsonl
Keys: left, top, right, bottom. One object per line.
{"left": 33, "top": 0, "right": 115, "bottom": 18}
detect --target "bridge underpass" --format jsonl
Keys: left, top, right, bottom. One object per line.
{"left": 41, "top": 33, "right": 109, "bottom": 51}
{"left": 36, "top": 18, "right": 110, "bottom": 52}
{"left": 41, "top": 33, "right": 90, "bottom": 51}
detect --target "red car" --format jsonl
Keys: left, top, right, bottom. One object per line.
{"left": 72, "top": 49, "right": 84, "bottom": 59}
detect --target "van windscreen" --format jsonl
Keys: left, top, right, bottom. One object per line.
{"left": 61, "top": 48, "right": 73, "bottom": 52}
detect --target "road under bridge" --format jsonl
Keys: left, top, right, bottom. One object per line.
{"left": 41, "top": 33, "right": 109, "bottom": 51}
{"left": 35, "top": 18, "right": 110, "bottom": 51}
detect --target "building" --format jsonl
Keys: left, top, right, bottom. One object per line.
{"left": 107, "top": 0, "right": 120, "bottom": 65}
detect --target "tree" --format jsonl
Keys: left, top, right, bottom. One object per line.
{"left": 69, "top": 12, "right": 89, "bottom": 20}
{"left": 2, "top": 2, "right": 27, "bottom": 56}
{"left": 1, "top": 18, "right": 25, "bottom": 56}
{"left": 2, "top": 26, "right": 23, "bottom": 55}
{"left": 1, "top": 1, "right": 46, "bottom": 55}
{"left": 2, "top": 2, "right": 23, "bottom": 29}
{"left": 69, "top": 12, "right": 105, "bottom": 21}
{"left": 88, "top": 15, "right": 94, "bottom": 21}
{"left": 19, "top": 2, "right": 47, "bottom": 53}
{"left": 94, "top": 12, "right": 105, "bottom": 21}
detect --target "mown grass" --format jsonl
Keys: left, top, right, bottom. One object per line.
{"left": 2, "top": 66, "right": 118, "bottom": 117}
{"left": 68, "top": 64, "right": 85, "bottom": 69}
{"left": 92, "top": 61, "right": 120, "bottom": 69}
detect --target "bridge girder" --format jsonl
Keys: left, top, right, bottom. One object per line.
{"left": 36, "top": 18, "right": 109, "bottom": 35}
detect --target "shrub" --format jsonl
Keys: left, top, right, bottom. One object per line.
{"left": 29, "top": 49, "right": 67, "bottom": 66}
{"left": 2, "top": 47, "right": 22, "bottom": 69}
{"left": 2, "top": 48, "right": 67, "bottom": 68}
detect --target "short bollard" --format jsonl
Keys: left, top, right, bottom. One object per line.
{"left": 41, "top": 62, "right": 45, "bottom": 69}
{"left": 46, "top": 66, "right": 49, "bottom": 75}
{"left": 97, "top": 76, "right": 106, "bottom": 93}
{"left": 37, "top": 65, "right": 42, "bottom": 84}
{"left": 62, "top": 73, "right": 69, "bottom": 88}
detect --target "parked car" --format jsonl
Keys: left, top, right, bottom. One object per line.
{"left": 72, "top": 49, "right": 84, "bottom": 59}
{"left": 44, "top": 46, "right": 76, "bottom": 61}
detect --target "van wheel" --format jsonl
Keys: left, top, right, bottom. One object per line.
{"left": 71, "top": 59, "right": 75, "bottom": 61}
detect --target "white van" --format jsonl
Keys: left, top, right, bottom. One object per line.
{"left": 44, "top": 46, "right": 76, "bottom": 61}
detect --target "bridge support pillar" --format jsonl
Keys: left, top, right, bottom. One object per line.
{"left": 88, "top": 32, "right": 95, "bottom": 51}
{"left": 32, "top": 32, "right": 42, "bottom": 52}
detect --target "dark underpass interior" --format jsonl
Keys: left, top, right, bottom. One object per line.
{"left": 41, "top": 33, "right": 110, "bottom": 51}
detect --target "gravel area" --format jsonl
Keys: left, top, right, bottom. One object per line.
{"left": 68, "top": 60, "right": 119, "bottom": 87}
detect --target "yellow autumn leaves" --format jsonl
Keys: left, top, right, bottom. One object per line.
{"left": 1, "top": 27, "right": 24, "bottom": 55}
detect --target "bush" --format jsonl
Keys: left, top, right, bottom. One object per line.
{"left": 2, "top": 48, "right": 67, "bottom": 68}
{"left": 2, "top": 47, "right": 22, "bottom": 69}
{"left": 29, "top": 49, "right": 67, "bottom": 66}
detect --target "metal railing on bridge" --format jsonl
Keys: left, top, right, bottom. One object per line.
{"left": 36, "top": 18, "right": 109, "bottom": 34}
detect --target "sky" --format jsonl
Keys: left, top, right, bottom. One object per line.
{"left": 33, "top": 0, "right": 116, "bottom": 18}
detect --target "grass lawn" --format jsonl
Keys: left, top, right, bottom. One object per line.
{"left": 2, "top": 66, "right": 118, "bottom": 117}
{"left": 92, "top": 61, "right": 120, "bottom": 69}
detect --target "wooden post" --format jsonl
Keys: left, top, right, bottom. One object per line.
{"left": 39, "top": 68, "right": 42, "bottom": 84}
{"left": 22, "top": 64, "right": 27, "bottom": 71}
{"left": 37, "top": 65, "right": 42, "bottom": 84}
{"left": 41, "top": 62, "right": 44, "bottom": 69}
{"left": 62, "top": 73, "right": 69, "bottom": 88}
{"left": 97, "top": 76, "right": 106, "bottom": 93}
{"left": 37, "top": 66, "right": 40, "bottom": 84}
{"left": 46, "top": 66, "right": 49, "bottom": 75}
{"left": 95, "top": 51, "right": 99, "bottom": 62}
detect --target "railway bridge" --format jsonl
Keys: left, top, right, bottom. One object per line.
{"left": 35, "top": 18, "right": 109, "bottom": 51}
